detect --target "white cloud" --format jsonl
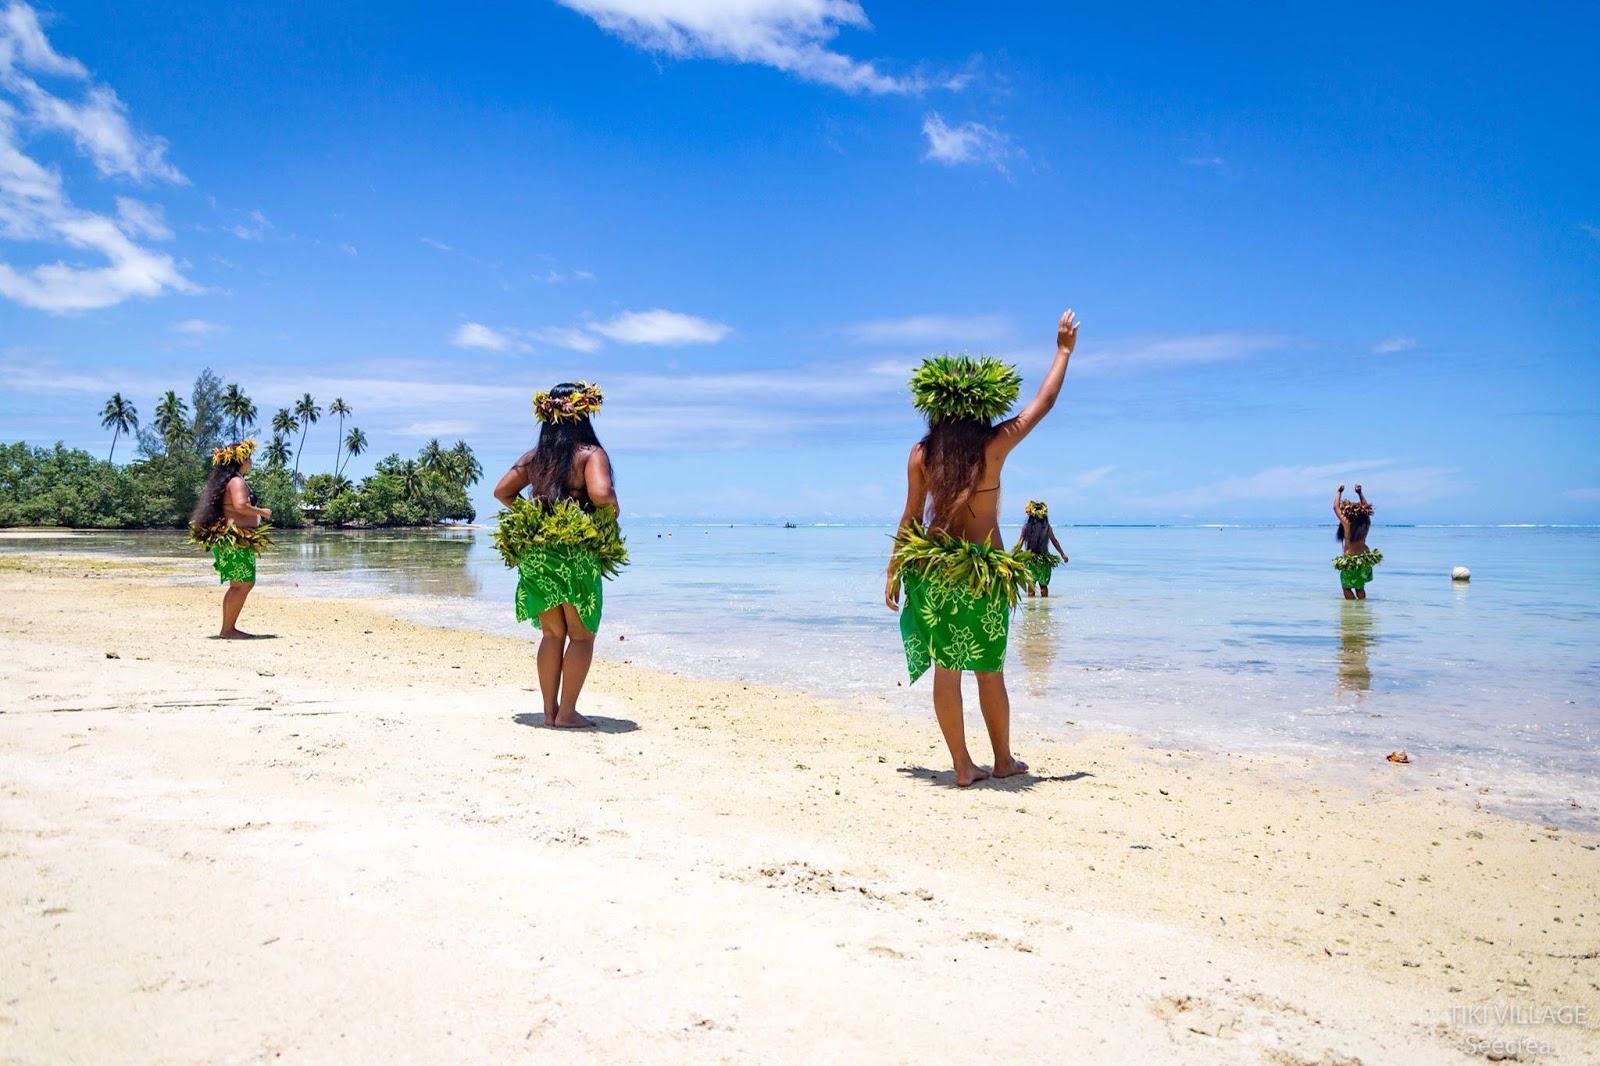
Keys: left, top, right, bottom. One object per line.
{"left": 397, "top": 420, "right": 477, "bottom": 437}
{"left": 0, "top": 3, "right": 86, "bottom": 78}
{"left": 420, "top": 236, "right": 453, "bottom": 251}
{"left": 1139, "top": 458, "right": 1463, "bottom": 510}
{"left": 1372, "top": 335, "right": 1416, "bottom": 355}
{"left": 0, "top": 4, "right": 194, "bottom": 312}
{"left": 1183, "top": 154, "right": 1226, "bottom": 168}
{"left": 554, "top": 0, "right": 938, "bottom": 95}
{"left": 113, "top": 196, "right": 169, "bottom": 239}
{"left": 588, "top": 308, "right": 731, "bottom": 346}
{"left": 921, "top": 112, "right": 1013, "bottom": 173}
{"left": 1071, "top": 332, "right": 1293, "bottom": 375}
{"left": 338, "top": 242, "right": 358, "bottom": 257}
{"left": 845, "top": 312, "right": 1011, "bottom": 346}
{"left": 1580, "top": 223, "right": 1600, "bottom": 242}
{"left": 533, "top": 267, "right": 594, "bottom": 283}
{"left": 228, "top": 208, "right": 270, "bottom": 240}
{"left": 529, "top": 324, "right": 604, "bottom": 353}
{"left": 1563, "top": 487, "right": 1600, "bottom": 503}
{"left": 1072, "top": 464, "right": 1118, "bottom": 489}
{"left": 172, "top": 317, "right": 224, "bottom": 336}
{"left": 451, "top": 321, "right": 517, "bottom": 351}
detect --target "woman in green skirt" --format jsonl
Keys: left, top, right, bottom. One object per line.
{"left": 188, "top": 439, "right": 272, "bottom": 638}
{"left": 1332, "top": 483, "right": 1382, "bottom": 600}
{"left": 492, "top": 382, "right": 627, "bottom": 728}
{"left": 885, "top": 308, "right": 1080, "bottom": 786}
{"left": 1013, "top": 500, "right": 1068, "bottom": 597}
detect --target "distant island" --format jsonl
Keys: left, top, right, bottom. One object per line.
{"left": 0, "top": 370, "right": 481, "bottom": 530}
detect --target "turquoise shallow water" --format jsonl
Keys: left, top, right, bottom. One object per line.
{"left": 8, "top": 524, "right": 1598, "bottom": 823}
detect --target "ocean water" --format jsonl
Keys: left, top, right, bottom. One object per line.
{"left": 8, "top": 524, "right": 1598, "bottom": 824}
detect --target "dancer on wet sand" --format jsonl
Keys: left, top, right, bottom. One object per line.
{"left": 1014, "top": 499, "right": 1069, "bottom": 597}
{"left": 188, "top": 439, "right": 272, "bottom": 639}
{"left": 885, "top": 309, "right": 1080, "bottom": 786}
{"left": 492, "top": 382, "right": 628, "bottom": 728}
{"left": 1333, "top": 483, "right": 1381, "bottom": 600}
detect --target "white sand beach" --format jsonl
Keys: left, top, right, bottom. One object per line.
{"left": 2, "top": 550, "right": 1596, "bottom": 1063}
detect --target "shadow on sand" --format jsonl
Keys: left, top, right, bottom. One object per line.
{"left": 511, "top": 712, "right": 639, "bottom": 734}
{"left": 206, "top": 633, "right": 279, "bottom": 640}
{"left": 896, "top": 765, "right": 1092, "bottom": 791}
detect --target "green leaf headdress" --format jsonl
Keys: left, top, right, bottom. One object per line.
{"left": 909, "top": 354, "right": 1021, "bottom": 423}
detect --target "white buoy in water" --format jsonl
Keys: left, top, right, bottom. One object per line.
{"left": 1451, "top": 566, "right": 1471, "bottom": 582}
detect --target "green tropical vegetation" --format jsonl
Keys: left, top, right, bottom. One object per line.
{"left": 0, "top": 370, "right": 481, "bottom": 530}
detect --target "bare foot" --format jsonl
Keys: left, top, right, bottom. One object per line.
{"left": 549, "top": 710, "right": 593, "bottom": 729}
{"left": 218, "top": 629, "right": 256, "bottom": 640}
{"left": 992, "top": 757, "right": 1030, "bottom": 779}
{"left": 954, "top": 764, "right": 991, "bottom": 788}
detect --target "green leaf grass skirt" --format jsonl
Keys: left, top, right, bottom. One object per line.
{"left": 1024, "top": 552, "right": 1060, "bottom": 589}
{"left": 515, "top": 544, "right": 604, "bottom": 635}
{"left": 899, "top": 568, "right": 1012, "bottom": 683}
{"left": 1334, "top": 548, "right": 1383, "bottom": 591}
{"left": 211, "top": 544, "right": 257, "bottom": 584}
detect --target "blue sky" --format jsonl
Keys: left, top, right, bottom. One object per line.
{"left": 1, "top": 0, "right": 1596, "bottom": 523}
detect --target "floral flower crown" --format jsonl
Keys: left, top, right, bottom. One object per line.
{"left": 1340, "top": 499, "right": 1374, "bottom": 519}
{"left": 909, "top": 354, "right": 1021, "bottom": 423}
{"left": 1024, "top": 500, "right": 1049, "bottom": 519}
{"left": 533, "top": 381, "right": 603, "bottom": 424}
{"left": 211, "top": 439, "right": 256, "bottom": 467}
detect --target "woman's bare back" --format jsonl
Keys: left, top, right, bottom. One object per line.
{"left": 915, "top": 444, "right": 1008, "bottom": 547}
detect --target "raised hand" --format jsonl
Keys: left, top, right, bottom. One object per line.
{"left": 1057, "top": 308, "right": 1080, "bottom": 355}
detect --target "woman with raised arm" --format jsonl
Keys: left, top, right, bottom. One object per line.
{"left": 1013, "top": 499, "right": 1069, "bottom": 598}
{"left": 885, "top": 309, "right": 1080, "bottom": 786}
{"left": 492, "top": 382, "right": 628, "bottom": 728}
{"left": 1332, "top": 482, "right": 1381, "bottom": 600}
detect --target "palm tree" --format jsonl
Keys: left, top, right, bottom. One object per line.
{"left": 447, "top": 440, "right": 482, "bottom": 487}
{"left": 338, "top": 427, "right": 367, "bottom": 478}
{"left": 271, "top": 407, "right": 298, "bottom": 441}
{"left": 99, "top": 393, "right": 138, "bottom": 462}
{"left": 221, "top": 384, "right": 257, "bottom": 441}
{"left": 328, "top": 397, "right": 351, "bottom": 476}
{"left": 419, "top": 438, "right": 446, "bottom": 477}
{"left": 264, "top": 436, "right": 291, "bottom": 468}
{"left": 292, "top": 393, "right": 321, "bottom": 478}
{"left": 397, "top": 458, "right": 423, "bottom": 501}
{"left": 154, "top": 391, "right": 190, "bottom": 453}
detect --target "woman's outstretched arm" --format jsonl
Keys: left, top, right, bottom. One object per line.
{"left": 1049, "top": 524, "right": 1068, "bottom": 560}
{"left": 992, "top": 308, "right": 1079, "bottom": 454}
{"left": 1333, "top": 483, "right": 1351, "bottom": 537}
{"left": 885, "top": 444, "right": 927, "bottom": 609}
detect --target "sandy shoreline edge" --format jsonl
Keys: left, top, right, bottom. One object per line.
{"left": 2, "top": 550, "right": 1596, "bottom": 1063}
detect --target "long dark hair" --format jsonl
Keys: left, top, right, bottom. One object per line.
{"left": 524, "top": 382, "right": 611, "bottom": 505}
{"left": 1020, "top": 514, "right": 1051, "bottom": 554}
{"left": 1337, "top": 512, "right": 1371, "bottom": 542}
{"left": 190, "top": 461, "right": 244, "bottom": 527}
{"left": 919, "top": 416, "right": 993, "bottom": 529}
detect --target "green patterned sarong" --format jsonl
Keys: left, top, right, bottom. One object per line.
{"left": 211, "top": 543, "right": 257, "bottom": 584}
{"left": 1334, "top": 548, "right": 1382, "bottom": 591}
{"left": 899, "top": 568, "right": 1014, "bottom": 683}
{"left": 515, "top": 544, "right": 604, "bottom": 635}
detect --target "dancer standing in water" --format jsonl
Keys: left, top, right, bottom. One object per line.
{"left": 1332, "top": 483, "right": 1381, "bottom": 600}
{"left": 886, "top": 309, "right": 1079, "bottom": 786}
{"left": 492, "top": 382, "right": 628, "bottom": 728}
{"left": 188, "top": 440, "right": 272, "bottom": 639}
{"left": 1014, "top": 500, "right": 1069, "bottom": 597}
